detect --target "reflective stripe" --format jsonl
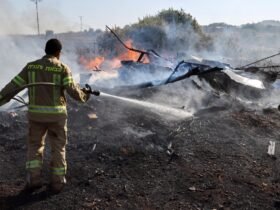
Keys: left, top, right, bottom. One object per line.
{"left": 53, "top": 74, "right": 61, "bottom": 105}
{"left": 52, "top": 167, "right": 66, "bottom": 176}
{"left": 28, "top": 105, "right": 66, "bottom": 114}
{"left": 12, "top": 75, "right": 26, "bottom": 86}
{"left": 32, "top": 72, "right": 36, "bottom": 104}
{"left": 63, "top": 76, "right": 73, "bottom": 86}
{"left": 28, "top": 71, "right": 32, "bottom": 103}
{"left": 26, "top": 160, "right": 42, "bottom": 169}
{"left": 28, "top": 71, "right": 36, "bottom": 105}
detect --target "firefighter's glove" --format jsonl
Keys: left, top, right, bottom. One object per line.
{"left": 82, "top": 84, "right": 91, "bottom": 94}
{"left": 82, "top": 88, "right": 90, "bottom": 94}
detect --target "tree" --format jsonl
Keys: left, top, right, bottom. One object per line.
{"left": 97, "top": 9, "right": 213, "bottom": 58}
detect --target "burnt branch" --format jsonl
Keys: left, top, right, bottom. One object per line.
{"left": 105, "top": 25, "right": 168, "bottom": 62}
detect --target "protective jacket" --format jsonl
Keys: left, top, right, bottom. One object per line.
{"left": 0, "top": 55, "right": 89, "bottom": 121}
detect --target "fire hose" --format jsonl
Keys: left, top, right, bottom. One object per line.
{"left": 1, "top": 82, "right": 100, "bottom": 106}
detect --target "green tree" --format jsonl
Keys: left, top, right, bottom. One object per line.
{"left": 98, "top": 8, "right": 213, "bottom": 58}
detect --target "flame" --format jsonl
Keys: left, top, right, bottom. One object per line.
{"left": 79, "top": 56, "right": 105, "bottom": 70}
{"left": 118, "top": 40, "right": 149, "bottom": 63}
{"left": 118, "top": 40, "right": 141, "bottom": 61}
{"left": 79, "top": 39, "right": 149, "bottom": 71}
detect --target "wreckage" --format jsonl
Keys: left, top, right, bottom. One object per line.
{"left": 78, "top": 26, "right": 280, "bottom": 104}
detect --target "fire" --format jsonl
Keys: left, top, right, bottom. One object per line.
{"left": 117, "top": 39, "right": 150, "bottom": 64}
{"left": 119, "top": 40, "right": 141, "bottom": 60}
{"left": 79, "top": 56, "right": 105, "bottom": 70}
{"left": 79, "top": 39, "right": 149, "bottom": 71}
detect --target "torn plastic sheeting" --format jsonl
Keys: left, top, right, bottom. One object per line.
{"left": 223, "top": 69, "right": 265, "bottom": 89}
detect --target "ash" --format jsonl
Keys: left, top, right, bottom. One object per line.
{"left": 0, "top": 83, "right": 280, "bottom": 210}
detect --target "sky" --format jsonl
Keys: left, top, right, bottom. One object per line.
{"left": 1, "top": 0, "right": 280, "bottom": 35}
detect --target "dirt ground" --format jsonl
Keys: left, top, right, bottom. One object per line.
{"left": 0, "top": 85, "right": 280, "bottom": 210}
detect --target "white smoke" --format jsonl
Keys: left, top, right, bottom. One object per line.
{"left": 0, "top": 1, "right": 32, "bottom": 35}
{"left": 205, "top": 24, "right": 280, "bottom": 67}
{"left": 0, "top": 36, "right": 44, "bottom": 86}
{"left": 0, "top": 0, "right": 76, "bottom": 35}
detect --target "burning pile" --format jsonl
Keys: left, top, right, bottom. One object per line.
{"left": 79, "top": 38, "right": 149, "bottom": 71}
{"left": 76, "top": 27, "right": 279, "bottom": 112}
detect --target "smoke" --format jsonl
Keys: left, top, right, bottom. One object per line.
{"left": 162, "top": 21, "right": 203, "bottom": 56}
{"left": 147, "top": 80, "right": 209, "bottom": 114}
{"left": 0, "top": 1, "right": 42, "bottom": 87}
{"left": 127, "top": 21, "right": 208, "bottom": 60}
{"left": 0, "top": 1, "right": 32, "bottom": 35}
{"left": 205, "top": 23, "right": 280, "bottom": 67}
{"left": 0, "top": 0, "right": 75, "bottom": 35}
{"left": 0, "top": 36, "right": 43, "bottom": 86}
{"left": 0, "top": 3, "right": 279, "bottom": 114}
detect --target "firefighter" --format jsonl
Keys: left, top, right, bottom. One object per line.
{"left": 0, "top": 38, "right": 90, "bottom": 194}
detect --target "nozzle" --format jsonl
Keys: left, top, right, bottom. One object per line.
{"left": 92, "top": 90, "right": 100, "bottom": 96}
{"left": 82, "top": 84, "right": 100, "bottom": 96}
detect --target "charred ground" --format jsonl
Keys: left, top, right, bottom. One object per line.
{"left": 0, "top": 85, "right": 280, "bottom": 210}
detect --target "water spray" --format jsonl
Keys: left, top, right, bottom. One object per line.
{"left": 83, "top": 85, "right": 192, "bottom": 119}
{"left": 99, "top": 92, "right": 193, "bottom": 119}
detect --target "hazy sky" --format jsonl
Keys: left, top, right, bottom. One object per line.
{"left": 1, "top": 0, "right": 280, "bottom": 34}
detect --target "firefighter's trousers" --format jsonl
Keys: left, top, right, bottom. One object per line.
{"left": 26, "top": 119, "right": 67, "bottom": 187}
